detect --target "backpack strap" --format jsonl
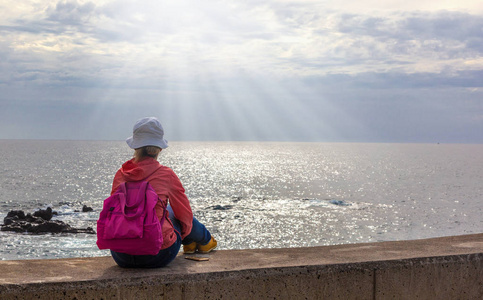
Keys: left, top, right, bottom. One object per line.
{"left": 117, "top": 182, "right": 128, "bottom": 214}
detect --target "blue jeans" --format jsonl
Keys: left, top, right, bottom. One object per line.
{"left": 111, "top": 205, "right": 212, "bottom": 268}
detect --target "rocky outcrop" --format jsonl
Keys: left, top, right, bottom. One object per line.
{"left": 32, "top": 207, "right": 57, "bottom": 221}
{"left": 74, "top": 205, "right": 94, "bottom": 213}
{"left": 207, "top": 205, "right": 233, "bottom": 210}
{"left": 1, "top": 209, "right": 95, "bottom": 234}
{"left": 82, "top": 205, "right": 93, "bottom": 212}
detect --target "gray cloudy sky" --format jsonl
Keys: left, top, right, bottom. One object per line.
{"left": 0, "top": 0, "right": 482, "bottom": 143}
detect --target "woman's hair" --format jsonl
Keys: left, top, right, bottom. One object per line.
{"left": 134, "top": 146, "right": 161, "bottom": 162}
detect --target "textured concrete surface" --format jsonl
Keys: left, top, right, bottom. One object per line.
{"left": 0, "top": 233, "right": 482, "bottom": 299}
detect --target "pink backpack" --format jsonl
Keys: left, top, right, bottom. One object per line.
{"left": 96, "top": 181, "right": 166, "bottom": 255}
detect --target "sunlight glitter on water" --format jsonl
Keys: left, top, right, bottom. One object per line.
{"left": 0, "top": 141, "right": 482, "bottom": 260}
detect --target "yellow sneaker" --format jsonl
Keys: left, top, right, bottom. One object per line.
{"left": 197, "top": 237, "right": 217, "bottom": 254}
{"left": 183, "top": 242, "right": 197, "bottom": 254}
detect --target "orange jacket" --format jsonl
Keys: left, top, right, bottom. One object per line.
{"left": 111, "top": 157, "right": 193, "bottom": 249}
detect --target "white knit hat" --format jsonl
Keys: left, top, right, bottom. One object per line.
{"left": 126, "top": 117, "right": 169, "bottom": 149}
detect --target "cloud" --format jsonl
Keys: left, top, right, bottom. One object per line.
{"left": 46, "top": 0, "right": 96, "bottom": 26}
{"left": 2, "top": 1, "right": 482, "bottom": 77}
{"left": 0, "top": 0, "right": 482, "bottom": 142}
{"left": 335, "top": 11, "right": 483, "bottom": 55}
{"left": 302, "top": 69, "right": 483, "bottom": 90}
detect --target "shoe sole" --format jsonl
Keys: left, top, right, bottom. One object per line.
{"left": 183, "top": 242, "right": 197, "bottom": 254}
{"left": 197, "top": 246, "right": 217, "bottom": 254}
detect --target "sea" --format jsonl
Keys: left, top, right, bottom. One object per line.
{"left": 0, "top": 140, "right": 482, "bottom": 260}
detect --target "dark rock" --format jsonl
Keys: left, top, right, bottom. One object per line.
{"left": 1, "top": 209, "right": 95, "bottom": 234}
{"left": 33, "top": 207, "right": 54, "bottom": 221}
{"left": 3, "top": 217, "right": 15, "bottom": 226}
{"left": 329, "top": 199, "right": 351, "bottom": 206}
{"left": 31, "top": 220, "right": 67, "bottom": 234}
{"left": 207, "top": 205, "right": 234, "bottom": 210}
{"left": 82, "top": 205, "right": 93, "bottom": 212}
{"left": 24, "top": 214, "right": 38, "bottom": 223}
{"left": 5, "top": 210, "right": 25, "bottom": 220}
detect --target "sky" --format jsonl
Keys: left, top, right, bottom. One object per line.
{"left": 0, "top": 0, "right": 482, "bottom": 143}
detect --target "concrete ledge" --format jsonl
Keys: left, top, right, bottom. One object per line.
{"left": 0, "top": 234, "right": 482, "bottom": 299}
